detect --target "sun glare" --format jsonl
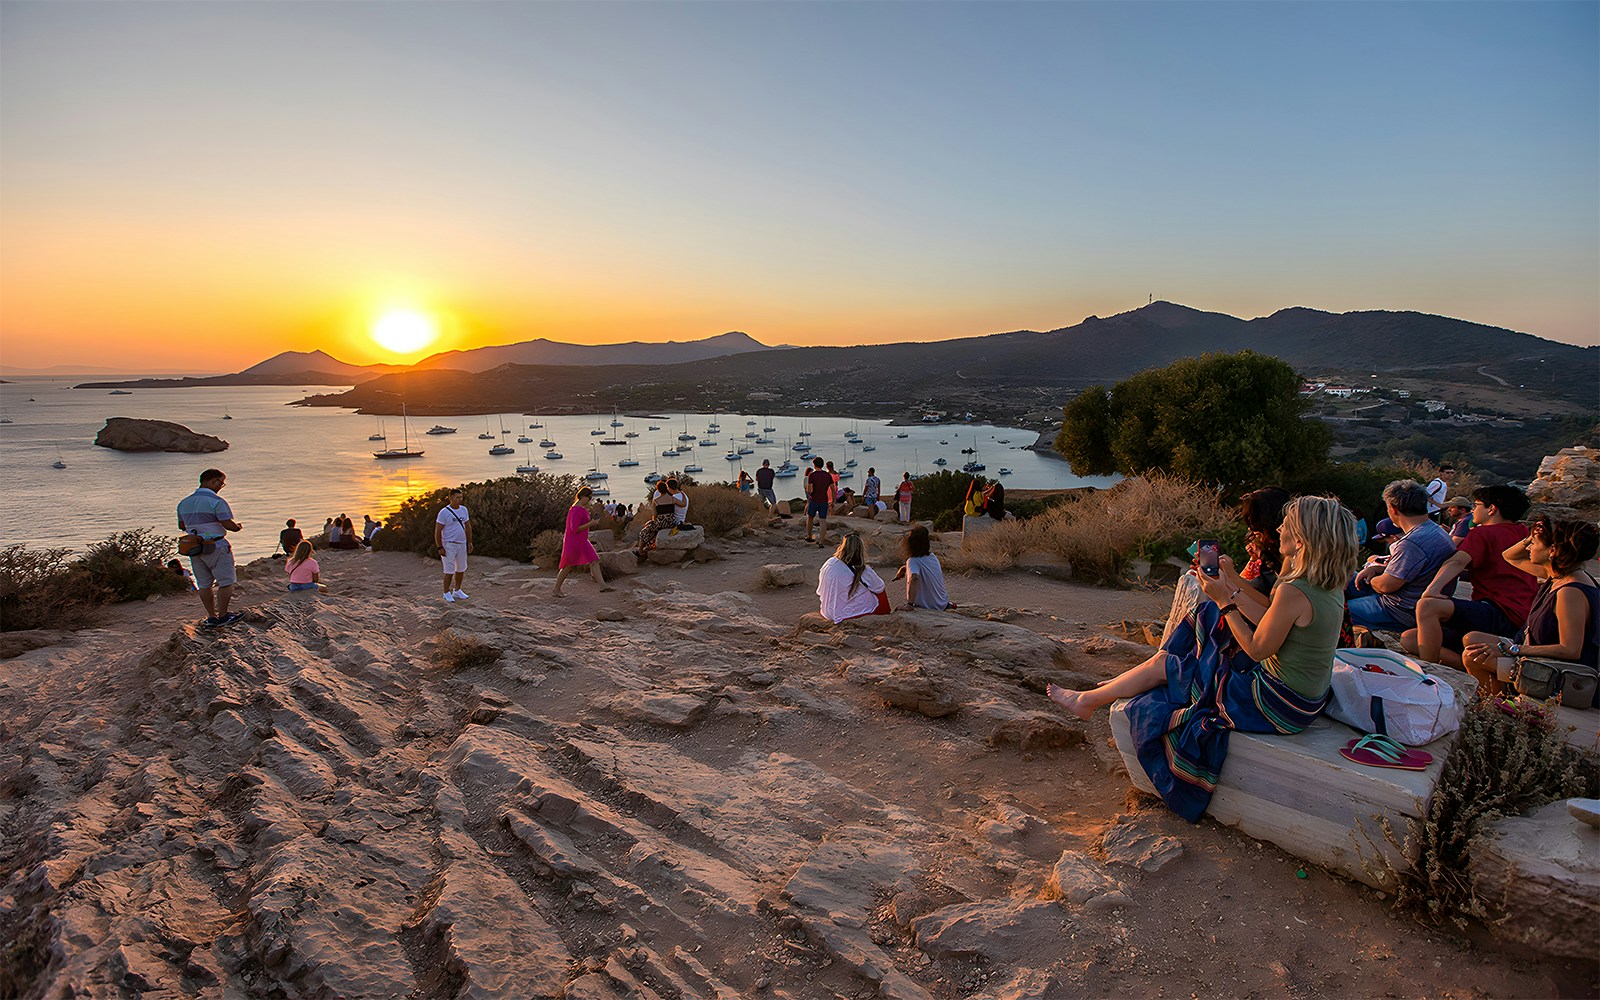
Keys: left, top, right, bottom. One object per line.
{"left": 371, "top": 309, "right": 438, "bottom": 354}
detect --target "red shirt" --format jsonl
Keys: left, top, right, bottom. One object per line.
{"left": 896, "top": 480, "right": 914, "bottom": 502}
{"left": 808, "top": 469, "right": 833, "bottom": 503}
{"left": 1458, "top": 521, "right": 1538, "bottom": 626}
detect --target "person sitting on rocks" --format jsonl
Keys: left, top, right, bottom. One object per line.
{"left": 166, "top": 558, "right": 193, "bottom": 588}
{"left": 279, "top": 519, "right": 304, "bottom": 558}
{"left": 1401, "top": 485, "right": 1536, "bottom": 668}
{"left": 983, "top": 480, "right": 1006, "bottom": 521}
{"left": 326, "top": 517, "right": 341, "bottom": 546}
{"left": 284, "top": 540, "right": 328, "bottom": 594}
{"left": 1345, "top": 480, "right": 1455, "bottom": 632}
{"left": 894, "top": 524, "right": 953, "bottom": 610}
{"left": 1048, "top": 496, "right": 1357, "bottom": 823}
{"left": 963, "top": 477, "right": 986, "bottom": 517}
{"left": 1461, "top": 517, "right": 1599, "bottom": 695}
{"left": 335, "top": 514, "right": 361, "bottom": 550}
{"left": 1160, "top": 486, "right": 1289, "bottom": 645}
{"left": 817, "top": 532, "right": 890, "bottom": 623}
{"left": 831, "top": 487, "right": 857, "bottom": 515}
{"left": 1444, "top": 497, "right": 1474, "bottom": 547}
{"left": 635, "top": 480, "right": 682, "bottom": 556}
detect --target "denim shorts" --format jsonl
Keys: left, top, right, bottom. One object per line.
{"left": 806, "top": 501, "right": 830, "bottom": 519}
{"left": 287, "top": 581, "right": 318, "bottom": 592}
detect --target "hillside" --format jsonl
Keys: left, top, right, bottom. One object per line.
{"left": 410, "top": 330, "right": 774, "bottom": 371}
{"left": 298, "top": 302, "right": 1599, "bottom": 420}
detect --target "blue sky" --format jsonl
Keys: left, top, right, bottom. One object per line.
{"left": 2, "top": 1, "right": 1596, "bottom": 368}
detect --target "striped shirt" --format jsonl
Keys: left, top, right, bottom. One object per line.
{"left": 177, "top": 488, "right": 233, "bottom": 540}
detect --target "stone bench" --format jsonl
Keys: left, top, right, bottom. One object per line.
{"left": 960, "top": 513, "right": 1014, "bottom": 550}
{"left": 1108, "top": 664, "right": 1476, "bottom": 889}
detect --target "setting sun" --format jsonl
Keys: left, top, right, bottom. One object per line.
{"left": 371, "top": 309, "right": 438, "bottom": 355}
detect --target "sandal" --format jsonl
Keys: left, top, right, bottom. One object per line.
{"left": 1339, "top": 733, "right": 1433, "bottom": 770}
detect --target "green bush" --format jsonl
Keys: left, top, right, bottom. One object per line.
{"left": 77, "top": 529, "right": 190, "bottom": 603}
{"left": 2, "top": 529, "right": 189, "bottom": 632}
{"left": 373, "top": 474, "right": 583, "bottom": 561}
{"left": 907, "top": 470, "right": 980, "bottom": 525}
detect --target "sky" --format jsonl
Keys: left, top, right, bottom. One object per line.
{"left": 2, "top": 1, "right": 1596, "bottom": 371}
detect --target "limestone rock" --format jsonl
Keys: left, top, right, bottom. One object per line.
{"left": 840, "top": 655, "right": 960, "bottom": 718}
{"left": 646, "top": 548, "right": 689, "bottom": 565}
{"left": 1526, "top": 446, "right": 1600, "bottom": 512}
{"left": 987, "top": 710, "right": 1087, "bottom": 751}
{"left": 760, "top": 563, "right": 807, "bottom": 588}
{"left": 1100, "top": 814, "right": 1184, "bottom": 872}
{"left": 651, "top": 525, "right": 705, "bottom": 551}
{"left": 912, "top": 900, "right": 1068, "bottom": 963}
{"left": 1045, "top": 850, "right": 1125, "bottom": 905}
{"left": 960, "top": 513, "right": 1015, "bottom": 549}
{"left": 608, "top": 688, "right": 716, "bottom": 729}
{"left": 94, "top": 417, "right": 227, "bottom": 453}
{"left": 596, "top": 549, "right": 638, "bottom": 578}
{"left": 1469, "top": 799, "right": 1600, "bottom": 960}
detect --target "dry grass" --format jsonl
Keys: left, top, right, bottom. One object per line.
{"left": 686, "top": 484, "right": 765, "bottom": 537}
{"left": 432, "top": 629, "right": 503, "bottom": 672}
{"left": 941, "top": 474, "right": 1229, "bottom": 583}
{"left": 529, "top": 529, "right": 564, "bottom": 566}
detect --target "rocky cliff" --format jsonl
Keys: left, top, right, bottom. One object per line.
{"left": 93, "top": 417, "right": 228, "bottom": 453}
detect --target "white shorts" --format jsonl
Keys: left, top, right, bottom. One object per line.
{"left": 440, "top": 542, "right": 468, "bottom": 574}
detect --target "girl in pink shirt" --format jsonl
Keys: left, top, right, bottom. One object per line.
{"left": 285, "top": 541, "right": 328, "bottom": 593}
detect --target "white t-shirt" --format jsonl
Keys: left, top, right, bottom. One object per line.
{"left": 673, "top": 491, "right": 689, "bottom": 524}
{"left": 436, "top": 503, "right": 470, "bottom": 545}
{"left": 817, "top": 556, "right": 885, "bottom": 623}
{"left": 1425, "top": 478, "right": 1447, "bottom": 514}
{"left": 906, "top": 554, "right": 950, "bottom": 610}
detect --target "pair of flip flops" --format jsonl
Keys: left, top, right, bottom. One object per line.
{"left": 1339, "top": 733, "right": 1434, "bottom": 770}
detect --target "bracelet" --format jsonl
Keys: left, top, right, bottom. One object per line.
{"left": 1228, "top": 588, "right": 1241, "bottom": 602}
{"left": 1218, "top": 603, "right": 1238, "bottom": 617}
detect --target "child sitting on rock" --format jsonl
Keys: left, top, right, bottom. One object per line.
{"left": 894, "top": 524, "right": 954, "bottom": 611}
{"left": 284, "top": 541, "right": 328, "bottom": 594}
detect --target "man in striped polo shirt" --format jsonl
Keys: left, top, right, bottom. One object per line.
{"left": 177, "top": 468, "right": 245, "bottom": 628}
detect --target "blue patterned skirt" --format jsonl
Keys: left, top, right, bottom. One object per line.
{"left": 1125, "top": 601, "right": 1329, "bottom": 823}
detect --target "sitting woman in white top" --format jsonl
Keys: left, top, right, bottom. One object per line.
{"left": 895, "top": 524, "right": 953, "bottom": 610}
{"left": 817, "top": 533, "right": 890, "bottom": 623}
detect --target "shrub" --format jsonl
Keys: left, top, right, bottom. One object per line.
{"left": 432, "top": 629, "right": 503, "bottom": 672}
{"left": 686, "top": 484, "right": 764, "bottom": 537}
{"left": 373, "top": 474, "right": 583, "bottom": 561}
{"left": 77, "top": 529, "right": 190, "bottom": 603}
{"left": 1388, "top": 697, "right": 1594, "bottom": 926}
{"left": 529, "top": 530, "right": 564, "bottom": 566}
{"left": 0, "top": 544, "right": 99, "bottom": 631}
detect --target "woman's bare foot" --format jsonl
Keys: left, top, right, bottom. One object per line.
{"left": 551, "top": 590, "right": 565, "bottom": 599}
{"left": 1046, "top": 683, "right": 1094, "bottom": 720}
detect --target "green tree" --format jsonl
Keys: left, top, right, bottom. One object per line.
{"left": 1054, "top": 351, "right": 1331, "bottom": 491}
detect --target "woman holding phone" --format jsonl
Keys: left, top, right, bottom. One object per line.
{"left": 1460, "top": 517, "right": 1599, "bottom": 695}
{"left": 1047, "top": 496, "right": 1357, "bottom": 822}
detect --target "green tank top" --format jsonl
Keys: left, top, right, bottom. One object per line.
{"left": 1262, "top": 578, "right": 1345, "bottom": 699}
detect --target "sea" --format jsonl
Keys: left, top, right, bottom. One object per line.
{"left": 0, "top": 377, "right": 1116, "bottom": 562}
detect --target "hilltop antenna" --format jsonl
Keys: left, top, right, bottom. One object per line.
{"left": 1148, "top": 293, "right": 1153, "bottom": 305}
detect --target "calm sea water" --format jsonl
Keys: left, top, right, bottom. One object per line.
{"left": 0, "top": 378, "right": 1114, "bottom": 561}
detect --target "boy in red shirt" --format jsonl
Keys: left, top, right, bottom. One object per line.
{"left": 805, "top": 457, "right": 834, "bottom": 546}
{"left": 1402, "top": 484, "right": 1537, "bottom": 667}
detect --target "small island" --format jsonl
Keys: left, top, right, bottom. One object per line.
{"left": 93, "top": 417, "right": 228, "bottom": 453}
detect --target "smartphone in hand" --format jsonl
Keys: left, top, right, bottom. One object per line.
{"left": 1196, "top": 539, "right": 1221, "bottom": 578}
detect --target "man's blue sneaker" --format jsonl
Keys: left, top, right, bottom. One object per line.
{"left": 200, "top": 616, "right": 225, "bottom": 628}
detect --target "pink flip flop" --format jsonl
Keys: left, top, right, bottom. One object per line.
{"left": 1339, "top": 734, "right": 1433, "bottom": 771}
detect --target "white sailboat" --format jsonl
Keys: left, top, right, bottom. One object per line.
{"left": 374, "top": 404, "right": 424, "bottom": 459}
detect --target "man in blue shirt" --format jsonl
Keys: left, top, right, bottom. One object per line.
{"left": 177, "top": 468, "right": 244, "bottom": 628}
{"left": 1346, "top": 479, "right": 1455, "bottom": 631}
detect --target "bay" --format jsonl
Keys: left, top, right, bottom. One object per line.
{"left": 0, "top": 378, "right": 1114, "bottom": 562}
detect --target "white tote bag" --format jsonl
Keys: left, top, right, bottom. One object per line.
{"left": 1327, "top": 648, "right": 1461, "bottom": 746}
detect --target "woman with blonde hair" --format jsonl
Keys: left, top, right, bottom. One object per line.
{"left": 1048, "top": 496, "right": 1358, "bottom": 822}
{"left": 284, "top": 540, "right": 328, "bottom": 594}
{"left": 816, "top": 532, "right": 890, "bottom": 623}
{"left": 554, "top": 485, "right": 614, "bottom": 598}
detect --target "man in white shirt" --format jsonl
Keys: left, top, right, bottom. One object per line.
{"left": 433, "top": 488, "right": 474, "bottom": 602}
{"left": 1425, "top": 465, "right": 1452, "bottom": 520}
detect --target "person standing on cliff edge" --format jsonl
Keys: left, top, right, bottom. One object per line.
{"left": 434, "top": 488, "right": 474, "bottom": 603}
{"left": 177, "top": 468, "right": 244, "bottom": 628}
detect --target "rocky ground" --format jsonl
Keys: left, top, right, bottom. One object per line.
{"left": 1, "top": 514, "right": 1594, "bottom": 999}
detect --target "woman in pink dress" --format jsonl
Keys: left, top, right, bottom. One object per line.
{"left": 553, "top": 486, "right": 614, "bottom": 597}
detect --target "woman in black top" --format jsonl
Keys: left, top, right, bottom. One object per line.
{"left": 634, "top": 481, "right": 682, "bottom": 556}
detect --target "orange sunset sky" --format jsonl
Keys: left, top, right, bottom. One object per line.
{"left": 2, "top": 3, "right": 1596, "bottom": 373}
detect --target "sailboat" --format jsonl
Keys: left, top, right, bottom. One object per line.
{"left": 861, "top": 430, "right": 876, "bottom": 452}
{"left": 51, "top": 448, "right": 66, "bottom": 469}
{"left": 478, "top": 417, "right": 495, "bottom": 440}
{"left": 374, "top": 404, "right": 425, "bottom": 459}
{"left": 222, "top": 408, "right": 232, "bottom": 420}
{"left": 677, "top": 414, "right": 696, "bottom": 442}
{"left": 644, "top": 454, "right": 663, "bottom": 484}
{"left": 585, "top": 444, "right": 609, "bottom": 481}
{"left": 368, "top": 418, "right": 386, "bottom": 441}
{"left": 489, "top": 429, "right": 515, "bottom": 456}
{"left": 618, "top": 440, "right": 640, "bottom": 467}
{"left": 516, "top": 440, "right": 540, "bottom": 474}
